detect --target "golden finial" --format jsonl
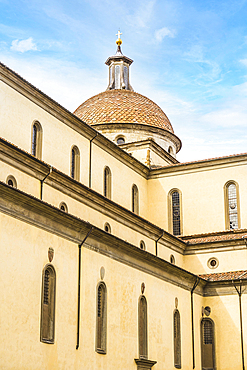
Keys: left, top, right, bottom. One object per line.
{"left": 116, "top": 30, "right": 122, "bottom": 46}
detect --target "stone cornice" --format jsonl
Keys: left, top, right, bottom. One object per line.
{"left": 120, "top": 138, "right": 179, "bottom": 165}
{"left": 184, "top": 238, "right": 247, "bottom": 255}
{"left": 149, "top": 153, "right": 247, "bottom": 178}
{"left": 0, "top": 62, "right": 148, "bottom": 178}
{"left": 0, "top": 182, "right": 204, "bottom": 294}
{"left": 0, "top": 137, "right": 186, "bottom": 254}
{"left": 92, "top": 123, "right": 182, "bottom": 153}
{"left": 1, "top": 182, "right": 244, "bottom": 297}
{"left": 203, "top": 279, "right": 247, "bottom": 297}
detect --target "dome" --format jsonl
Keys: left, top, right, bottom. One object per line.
{"left": 73, "top": 89, "right": 174, "bottom": 133}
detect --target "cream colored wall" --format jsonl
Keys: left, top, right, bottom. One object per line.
{"left": 1, "top": 81, "right": 148, "bottom": 218}
{"left": 97, "top": 127, "right": 177, "bottom": 157}
{"left": 0, "top": 160, "right": 40, "bottom": 198}
{"left": 148, "top": 163, "right": 247, "bottom": 235}
{"left": 0, "top": 81, "right": 89, "bottom": 185}
{"left": 42, "top": 184, "right": 155, "bottom": 255}
{"left": 183, "top": 247, "right": 247, "bottom": 275}
{"left": 0, "top": 211, "right": 203, "bottom": 370}
{"left": 91, "top": 144, "right": 148, "bottom": 218}
{"left": 158, "top": 243, "right": 184, "bottom": 267}
{"left": 204, "top": 294, "right": 247, "bottom": 370}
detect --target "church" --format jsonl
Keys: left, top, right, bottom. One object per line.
{"left": 0, "top": 32, "right": 247, "bottom": 370}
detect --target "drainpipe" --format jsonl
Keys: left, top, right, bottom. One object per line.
{"left": 155, "top": 231, "right": 164, "bottom": 257}
{"left": 40, "top": 166, "right": 52, "bottom": 200}
{"left": 89, "top": 133, "right": 98, "bottom": 188}
{"left": 191, "top": 277, "right": 199, "bottom": 369}
{"left": 76, "top": 227, "right": 94, "bottom": 350}
{"left": 232, "top": 279, "right": 245, "bottom": 370}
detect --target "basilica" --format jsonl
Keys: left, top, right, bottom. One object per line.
{"left": 0, "top": 33, "right": 247, "bottom": 370}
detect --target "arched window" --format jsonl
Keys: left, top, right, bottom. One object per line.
{"left": 71, "top": 146, "right": 80, "bottom": 181}
{"left": 31, "top": 121, "right": 42, "bottom": 159}
{"left": 169, "top": 189, "right": 182, "bottom": 236}
{"left": 140, "top": 241, "right": 146, "bottom": 250}
{"left": 201, "top": 318, "right": 216, "bottom": 369}
{"left": 132, "top": 184, "right": 139, "bottom": 214}
{"left": 40, "top": 264, "right": 56, "bottom": 343}
{"left": 103, "top": 166, "right": 112, "bottom": 199}
{"left": 116, "top": 136, "right": 125, "bottom": 145}
{"left": 59, "top": 202, "right": 68, "bottom": 212}
{"left": 6, "top": 175, "right": 17, "bottom": 188}
{"left": 170, "top": 254, "right": 175, "bottom": 264}
{"left": 96, "top": 282, "right": 107, "bottom": 354}
{"left": 138, "top": 295, "right": 148, "bottom": 359}
{"left": 224, "top": 181, "right": 240, "bottom": 229}
{"left": 174, "top": 309, "right": 181, "bottom": 368}
{"left": 104, "top": 223, "right": 111, "bottom": 233}
{"left": 168, "top": 146, "right": 173, "bottom": 155}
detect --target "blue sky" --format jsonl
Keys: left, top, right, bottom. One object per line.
{"left": 1, "top": 0, "right": 247, "bottom": 161}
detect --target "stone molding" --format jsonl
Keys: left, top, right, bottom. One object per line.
{"left": 149, "top": 153, "right": 247, "bottom": 178}
{"left": 1, "top": 182, "right": 246, "bottom": 296}
{"left": 0, "top": 182, "right": 204, "bottom": 295}
{"left": 134, "top": 358, "right": 157, "bottom": 369}
{"left": 0, "top": 137, "right": 185, "bottom": 254}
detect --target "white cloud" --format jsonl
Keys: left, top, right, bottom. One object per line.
{"left": 155, "top": 27, "right": 175, "bottom": 43}
{"left": 11, "top": 38, "right": 37, "bottom": 53}
{"left": 240, "top": 59, "right": 247, "bottom": 67}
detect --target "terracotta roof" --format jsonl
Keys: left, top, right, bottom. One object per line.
{"left": 180, "top": 229, "right": 247, "bottom": 245}
{"left": 199, "top": 270, "right": 247, "bottom": 281}
{"left": 73, "top": 89, "right": 174, "bottom": 132}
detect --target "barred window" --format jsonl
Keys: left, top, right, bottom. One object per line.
{"left": 174, "top": 310, "right": 181, "bottom": 368}
{"left": 103, "top": 167, "right": 112, "bottom": 199}
{"left": 96, "top": 282, "right": 107, "bottom": 354}
{"left": 227, "top": 183, "right": 238, "bottom": 229}
{"left": 40, "top": 265, "right": 56, "bottom": 343}
{"left": 201, "top": 318, "right": 215, "bottom": 369}
{"left": 172, "top": 191, "right": 181, "bottom": 236}
{"left": 203, "top": 320, "right": 213, "bottom": 344}
{"left": 132, "top": 184, "right": 139, "bottom": 214}
{"left": 31, "top": 121, "right": 42, "bottom": 159}
{"left": 139, "top": 295, "right": 148, "bottom": 359}
{"left": 71, "top": 146, "right": 80, "bottom": 181}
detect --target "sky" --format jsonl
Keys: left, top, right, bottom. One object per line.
{"left": 1, "top": 0, "right": 247, "bottom": 162}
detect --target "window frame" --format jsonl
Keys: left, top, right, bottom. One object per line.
{"left": 6, "top": 175, "right": 17, "bottom": 188}
{"left": 31, "top": 121, "right": 43, "bottom": 159}
{"left": 168, "top": 189, "right": 183, "bottom": 236}
{"left": 224, "top": 180, "right": 241, "bottom": 230}
{"left": 138, "top": 295, "right": 148, "bottom": 360}
{"left": 70, "top": 145, "right": 80, "bottom": 181}
{"left": 95, "top": 281, "right": 107, "bottom": 354}
{"left": 200, "top": 317, "right": 216, "bottom": 370}
{"left": 132, "top": 184, "right": 139, "bottom": 215}
{"left": 103, "top": 166, "right": 112, "bottom": 199}
{"left": 40, "top": 264, "right": 56, "bottom": 344}
{"left": 173, "top": 309, "right": 181, "bottom": 369}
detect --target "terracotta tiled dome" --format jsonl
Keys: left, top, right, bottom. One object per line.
{"left": 74, "top": 89, "right": 174, "bottom": 133}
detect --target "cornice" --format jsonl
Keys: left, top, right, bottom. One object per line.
{"left": 0, "top": 137, "right": 185, "bottom": 254}
{"left": 120, "top": 138, "right": 179, "bottom": 165}
{"left": 0, "top": 182, "right": 203, "bottom": 294}
{"left": 0, "top": 181, "right": 243, "bottom": 297}
{"left": 184, "top": 238, "right": 247, "bottom": 254}
{"left": 203, "top": 279, "right": 247, "bottom": 297}
{"left": 149, "top": 153, "right": 247, "bottom": 178}
{"left": 92, "top": 123, "right": 182, "bottom": 153}
{"left": 0, "top": 63, "right": 148, "bottom": 178}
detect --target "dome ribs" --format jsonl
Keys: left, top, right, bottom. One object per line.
{"left": 74, "top": 90, "right": 174, "bottom": 133}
